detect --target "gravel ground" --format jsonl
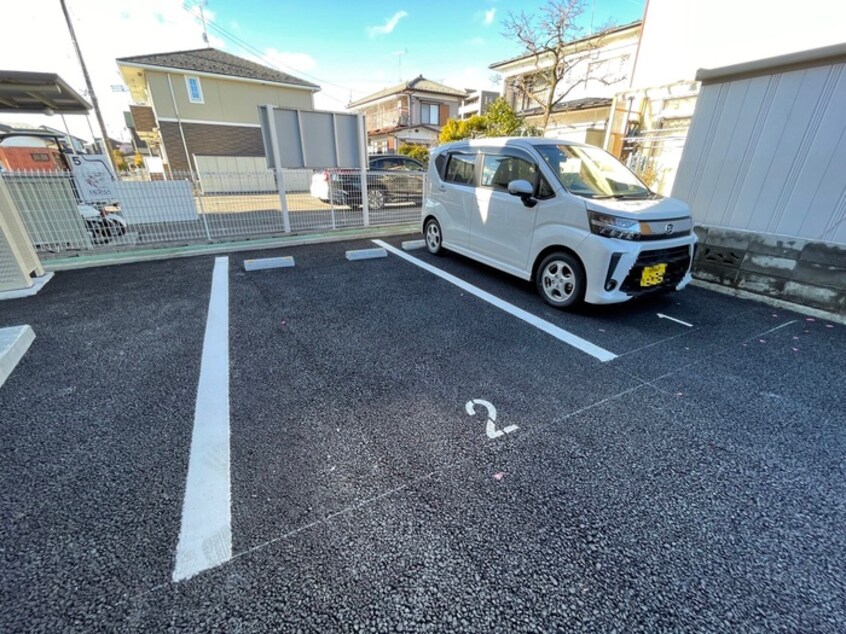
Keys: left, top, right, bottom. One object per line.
{"left": 1, "top": 236, "right": 844, "bottom": 632}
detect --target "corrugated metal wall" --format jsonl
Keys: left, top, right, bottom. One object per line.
{"left": 672, "top": 63, "right": 846, "bottom": 245}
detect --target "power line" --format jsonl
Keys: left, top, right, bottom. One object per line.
{"left": 180, "top": 3, "right": 365, "bottom": 105}
{"left": 198, "top": 16, "right": 351, "bottom": 106}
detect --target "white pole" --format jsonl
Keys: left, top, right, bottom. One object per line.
{"left": 264, "top": 105, "right": 291, "bottom": 233}
{"left": 357, "top": 113, "right": 369, "bottom": 227}
{"left": 60, "top": 114, "right": 78, "bottom": 155}
{"left": 193, "top": 153, "right": 212, "bottom": 240}
{"left": 166, "top": 73, "right": 193, "bottom": 175}
{"left": 329, "top": 113, "right": 340, "bottom": 230}
{"left": 59, "top": 0, "right": 115, "bottom": 171}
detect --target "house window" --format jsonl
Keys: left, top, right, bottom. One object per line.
{"left": 185, "top": 76, "right": 204, "bottom": 104}
{"left": 421, "top": 103, "right": 440, "bottom": 125}
{"left": 30, "top": 152, "right": 50, "bottom": 162}
{"left": 587, "top": 55, "right": 630, "bottom": 83}
{"left": 369, "top": 139, "right": 387, "bottom": 154}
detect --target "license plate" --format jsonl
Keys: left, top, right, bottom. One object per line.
{"left": 640, "top": 263, "right": 667, "bottom": 287}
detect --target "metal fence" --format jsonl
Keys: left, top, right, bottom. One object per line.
{"left": 0, "top": 167, "right": 425, "bottom": 259}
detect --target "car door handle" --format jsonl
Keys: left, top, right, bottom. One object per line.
{"left": 438, "top": 185, "right": 447, "bottom": 192}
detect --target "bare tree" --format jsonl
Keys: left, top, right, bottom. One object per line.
{"left": 502, "top": 0, "right": 619, "bottom": 133}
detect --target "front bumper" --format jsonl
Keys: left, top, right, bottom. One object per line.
{"left": 580, "top": 233, "right": 697, "bottom": 305}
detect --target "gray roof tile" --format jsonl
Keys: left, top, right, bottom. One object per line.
{"left": 349, "top": 75, "right": 468, "bottom": 108}
{"left": 116, "top": 48, "right": 319, "bottom": 89}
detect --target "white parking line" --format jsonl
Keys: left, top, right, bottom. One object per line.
{"left": 372, "top": 240, "right": 617, "bottom": 362}
{"left": 173, "top": 256, "right": 232, "bottom": 582}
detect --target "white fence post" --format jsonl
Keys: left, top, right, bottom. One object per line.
{"left": 265, "top": 105, "right": 292, "bottom": 233}
{"left": 192, "top": 156, "right": 212, "bottom": 241}
{"left": 327, "top": 170, "right": 337, "bottom": 230}
{"left": 357, "top": 114, "right": 369, "bottom": 227}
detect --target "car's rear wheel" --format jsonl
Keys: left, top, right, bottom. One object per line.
{"left": 424, "top": 218, "right": 443, "bottom": 255}
{"left": 367, "top": 188, "right": 385, "bottom": 211}
{"left": 535, "top": 251, "right": 585, "bottom": 309}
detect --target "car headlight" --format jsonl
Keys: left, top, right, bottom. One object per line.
{"left": 588, "top": 211, "right": 642, "bottom": 240}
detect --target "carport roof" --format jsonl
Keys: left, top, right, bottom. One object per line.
{"left": 0, "top": 71, "right": 91, "bottom": 114}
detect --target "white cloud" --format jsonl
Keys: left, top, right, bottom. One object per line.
{"left": 367, "top": 11, "right": 408, "bottom": 37}
{"left": 260, "top": 49, "right": 318, "bottom": 73}
{"left": 0, "top": 0, "right": 223, "bottom": 143}
{"left": 483, "top": 8, "right": 497, "bottom": 26}
{"left": 442, "top": 67, "right": 500, "bottom": 93}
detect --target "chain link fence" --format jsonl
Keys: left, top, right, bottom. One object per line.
{"left": 0, "top": 167, "right": 425, "bottom": 260}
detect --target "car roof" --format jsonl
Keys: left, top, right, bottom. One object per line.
{"left": 370, "top": 154, "right": 422, "bottom": 161}
{"left": 433, "top": 136, "right": 589, "bottom": 154}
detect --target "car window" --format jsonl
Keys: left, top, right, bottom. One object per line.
{"left": 537, "top": 176, "right": 555, "bottom": 198}
{"left": 400, "top": 159, "right": 423, "bottom": 171}
{"left": 481, "top": 155, "right": 538, "bottom": 190}
{"left": 445, "top": 154, "right": 476, "bottom": 185}
{"left": 380, "top": 158, "right": 403, "bottom": 170}
{"left": 434, "top": 153, "right": 448, "bottom": 178}
{"left": 535, "top": 144, "right": 651, "bottom": 199}
{"left": 370, "top": 159, "right": 383, "bottom": 169}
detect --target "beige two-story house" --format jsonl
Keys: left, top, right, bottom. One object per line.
{"left": 490, "top": 22, "right": 641, "bottom": 150}
{"left": 116, "top": 48, "right": 319, "bottom": 173}
{"left": 348, "top": 76, "right": 468, "bottom": 153}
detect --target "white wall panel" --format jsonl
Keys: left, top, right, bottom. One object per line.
{"left": 673, "top": 62, "right": 846, "bottom": 245}
{"left": 194, "top": 155, "right": 312, "bottom": 193}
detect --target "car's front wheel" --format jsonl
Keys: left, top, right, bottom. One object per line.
{"left": 424, "top": 218, "right": 443, "bottom": 255}
{"left": 535, "top": 251, "right": 585, "bottom": 309}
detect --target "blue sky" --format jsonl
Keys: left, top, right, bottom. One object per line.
{"left": 203, "top": 0, "right": 646, "bottom": 109}
{"left": 1, "top": 0, "right": 645, "bottom": 140}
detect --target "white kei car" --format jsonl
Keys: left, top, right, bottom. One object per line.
{"left": 423, "top": 138, "right": 697, "bottom": 309}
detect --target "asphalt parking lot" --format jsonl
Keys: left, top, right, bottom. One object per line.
{"left": 1, "top": 235, "right": 844, "bottom": 632}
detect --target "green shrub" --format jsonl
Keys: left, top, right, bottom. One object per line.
{"left": 398, "top": 143, "right": 430, "bottom": 166}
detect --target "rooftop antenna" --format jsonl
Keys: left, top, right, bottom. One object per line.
{"left": 393, "top": 49, "right": 407, "bottom": 81}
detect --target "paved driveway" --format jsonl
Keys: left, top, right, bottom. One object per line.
{"left": 1, "top": 236, "right": 844, "bottom": 632}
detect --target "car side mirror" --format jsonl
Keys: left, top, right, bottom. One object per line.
{"left": 507, "top": 179, "right": 537, "bottom": 208}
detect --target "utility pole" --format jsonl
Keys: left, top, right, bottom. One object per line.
{"left": 59, "top": 0, "right": 115, "bottom": 169}
{"left": 196, "top": 1, "right": 210, "bottom": 44}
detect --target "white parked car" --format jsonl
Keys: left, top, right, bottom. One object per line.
{"left": 423, "top": 138, "right": 697, "bottom": 308}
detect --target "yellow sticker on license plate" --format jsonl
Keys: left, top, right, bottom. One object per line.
{"left": 640, "top": 263, "right": 667, "bottom": 287}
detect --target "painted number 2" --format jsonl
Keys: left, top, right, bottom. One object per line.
{"left": 465, "top": 399, "right": 518, "bottom": 439}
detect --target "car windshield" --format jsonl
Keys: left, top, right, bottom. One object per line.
{"left": 534, "top": 144, "right": 652, "bottom": 199}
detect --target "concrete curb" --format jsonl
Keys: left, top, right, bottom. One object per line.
{"left": 42, "top": 225, "right": 418, "bottom": 272}
{"left": 244, "top": 256, "right": 295, "bottom": 271}
{"left": 346, "top": 248, "right": 388, "bottom": 261}
{"left": 691, "top": 280, "right": 846, "bottom": 325}
{"left": 0, "top": 325, "right": 35, "bottom": 389}
{"left": 0, "top": 273, "right": 54, "bottom": 301}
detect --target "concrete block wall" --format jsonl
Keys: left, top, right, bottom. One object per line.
{"left": 692, "top": 226, "right": 846, "bottom": 316}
